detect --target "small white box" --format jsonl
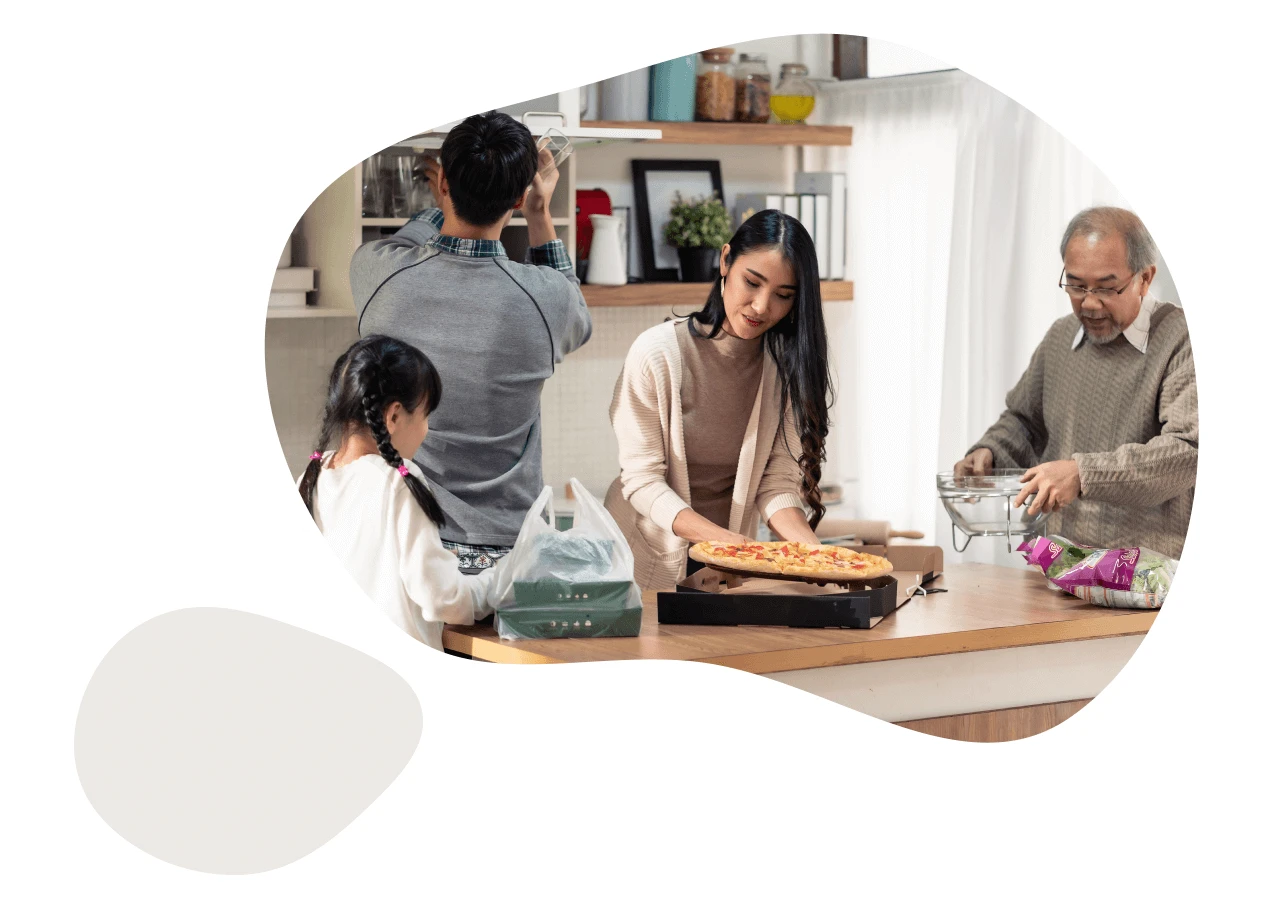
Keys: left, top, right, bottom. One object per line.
{"left": 268, "top": 291, "right": 308, "bottom": 309}
{"left": 272, "top": 267, "right": 316, "bottom": 292}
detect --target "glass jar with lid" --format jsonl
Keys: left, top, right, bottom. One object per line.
{"left": 770, "top": 63, "right": 816, "bottom": 124}
{"left": 734, "top": 54, "right": 771, "bottom": 123}
{"left": 695, "top": 48, "right": 737, "bottom": 122}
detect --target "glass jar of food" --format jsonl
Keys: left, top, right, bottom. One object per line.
{"left": 770, "top": 63, "right": 816, "bottom": 124}
{"left": 695, "top": 48, "right": 737, "bottom": 122}
{"left": 734, "top": 54, "right": 771, "bottom": 123}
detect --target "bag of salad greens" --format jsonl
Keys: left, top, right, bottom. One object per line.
{"left": 1017, "top": 535, "right": 1177, "bottom": 609}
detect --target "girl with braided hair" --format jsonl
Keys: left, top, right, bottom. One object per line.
{"left": 604, "top": 209, "right": 833, "bottom": 590}
{"left": 297, "top": 335, "right": 495, "bottom": 649}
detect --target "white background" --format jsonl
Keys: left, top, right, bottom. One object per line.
{"left": 3, "top": 0, "right": 1275, "bottom": 909}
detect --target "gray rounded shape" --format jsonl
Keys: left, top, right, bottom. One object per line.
{"left": 75, "top": 607, "right": 422, "bottom": 874}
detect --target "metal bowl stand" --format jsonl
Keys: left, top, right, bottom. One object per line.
{"left": 939, "top": 491, "right": 1039, "bottom": 553}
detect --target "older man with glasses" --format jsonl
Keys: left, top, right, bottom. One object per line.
{"left": 954, "top": 206, "right": 1197, "bottom": 558}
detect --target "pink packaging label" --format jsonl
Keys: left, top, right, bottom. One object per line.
{"left": 1018, "top": 537, "right": 1059, "bottom": 572}
{"left": 1029, "top": 543, "right": 1139, "bottom": 591}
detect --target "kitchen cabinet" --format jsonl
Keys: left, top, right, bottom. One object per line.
{"left": 278, "top": 93, "right": 657, "bottom": 320}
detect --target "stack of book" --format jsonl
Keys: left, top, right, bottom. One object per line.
{"left": 268, "top": 236, "right": 316, "bottom": 310}
{"left": 268, "top": 268, "right": 317, "bottom": 310}
{"left": 735, "top": 172, "right": 847, "bottom": 281}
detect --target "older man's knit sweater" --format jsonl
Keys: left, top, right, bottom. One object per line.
{"left": 971, "top": 300, "right": 1197, "bottom": 558}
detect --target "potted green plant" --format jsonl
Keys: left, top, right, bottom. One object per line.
{"left": 663, "top": 192, "right": 733, "bottom": 283}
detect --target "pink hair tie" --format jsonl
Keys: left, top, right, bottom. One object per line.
{"left": 397, "top": 464, "right": 410, "bottom": 477}
{"left": 311, "top": 451, "right": 323, "bottom": 461}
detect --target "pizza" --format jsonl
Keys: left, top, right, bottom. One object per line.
{"left": 688, "top": 540, "right": 894, "bottom": 582}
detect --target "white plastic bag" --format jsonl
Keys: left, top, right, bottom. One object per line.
{"left": 490, "top": 478, "right": 642, "bottom": 611}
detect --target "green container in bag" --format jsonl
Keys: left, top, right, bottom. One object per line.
{"left": 494, "top": 481, "right": 643, "bottom": 640}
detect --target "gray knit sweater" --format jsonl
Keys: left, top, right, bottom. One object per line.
{"left": 971, "top": 300, "right": 1197, "bottom": 558}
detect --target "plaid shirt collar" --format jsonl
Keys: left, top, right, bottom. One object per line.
{"left": 415, "top": 207, "right": 506, "bottom": 259}
{"left": 427, "top": 233, "right": 507, "bottom": 259}
{"left": 411, "top": 206, "right": 573, "bottom": 273}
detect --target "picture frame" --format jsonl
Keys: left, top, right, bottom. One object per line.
{"left": 631, "top": 159, "right": 725, "bottom": 281}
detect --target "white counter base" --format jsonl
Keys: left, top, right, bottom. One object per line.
{"left": 764, "top": 634, "right": 1145, "bottom": 723}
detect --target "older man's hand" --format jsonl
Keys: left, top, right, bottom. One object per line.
{"left": 954, "top": 447, "right": 994, "bottom": 479}
{"left": 1015, "top": 460, "right": 1082, "bottom": 515}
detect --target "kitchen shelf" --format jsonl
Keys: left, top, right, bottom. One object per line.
{"left": 582, "top": 120, "right": 853, "bottom": 146}
{"left": 360, "top": 216, "right": 571, "bottom": 228}
{"left": 395, "top": 122, "right": 661, "bottom": 150}
{"left": 266, "top": 306, "right": 355, "bottom": 320}
{"left": 581, "top": 280, "right": 854, "bottom": 308}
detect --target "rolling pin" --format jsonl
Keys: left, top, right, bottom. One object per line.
{"left": 813, "top": 518, "right": 924, "bottom": 545}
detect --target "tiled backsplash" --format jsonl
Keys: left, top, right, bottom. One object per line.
{"left": 540, "top": 304, "right": 676, "bottom": 498}
{"left": 266, "top": 306, "right": 676, "bottom": 493}
{"left": 266, "top": 317, "right": 359, "bottom": 480}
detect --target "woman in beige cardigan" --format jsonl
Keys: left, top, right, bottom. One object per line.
{"left": 605, "top": 210, "right": 833, "bottom": 589}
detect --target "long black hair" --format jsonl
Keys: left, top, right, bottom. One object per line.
{"left": 685, "top": 209, "right": 833, "bottom": 529}
{"left": 298, "top": 335, "right": 446, "bottom": 527}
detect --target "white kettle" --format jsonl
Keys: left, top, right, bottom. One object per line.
{"left": 586, "top": 214, "right": 627, "bottom": 286}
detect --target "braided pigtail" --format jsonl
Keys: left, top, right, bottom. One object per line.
{"left": 299, "top": 357, "right": 347, "bottom": 517}
{"left": 362, "top": 365, "right": 447, "bottom": 528}
{"left": 302, "top": 335, "right": 448, "bottom": 530}
{"left": 297, "top": 435, "right": 330, "bottom": 518}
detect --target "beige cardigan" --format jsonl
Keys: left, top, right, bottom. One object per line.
{"left": 605, "top": 319, "right": 808, "bottom": 589}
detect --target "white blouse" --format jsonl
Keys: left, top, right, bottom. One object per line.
{"left": 299, "top": 452, "right": 493, "bottom": 650}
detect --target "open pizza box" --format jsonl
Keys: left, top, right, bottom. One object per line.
{"left": 657, "top": 544, "right": 945, "bottom": 630}
{"left": 860, "top": 543, "right": 945, "bottom": 604}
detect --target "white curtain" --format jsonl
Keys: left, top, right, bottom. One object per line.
{"left": 810, "top": 72, "right": 963, "bottom": 544}
{"left": 812, "top": 72, "right": 1180, "bottom": 562}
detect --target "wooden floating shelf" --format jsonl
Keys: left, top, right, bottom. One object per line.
{"left": 582, "top": 281, "right": 853, "bottom": 308}
{"left": 583, "top": 120, "right": 853, "bottom": 146}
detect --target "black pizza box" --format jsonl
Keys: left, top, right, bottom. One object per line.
{"left": 656, "top": 544, "right": 944, "bottom": 630}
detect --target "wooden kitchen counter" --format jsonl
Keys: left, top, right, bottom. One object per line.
{"left": 442, "top": 563, "right": 1156, "bottom": 674}
{"left": 443, "top": 563, "right": 1158, "bottom": 741}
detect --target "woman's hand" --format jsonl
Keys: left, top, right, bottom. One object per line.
{"left": 672, "top": 508, "right": 750, "bottom": 545}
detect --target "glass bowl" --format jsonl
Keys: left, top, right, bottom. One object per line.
{"left": 936, "top": 469, "right": 1048, "bottom": 552}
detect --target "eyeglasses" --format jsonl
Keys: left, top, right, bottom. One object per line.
{"left": 1059, "top": 266, "right": 1140, "bottom": 303}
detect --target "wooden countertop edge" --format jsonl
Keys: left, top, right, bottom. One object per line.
{"left": 704, "top": 614, "right": 1156, "bottom": 674}
{"left": 442, "top": 613, "right": 1156, "bottom": 671}
{"left": 442, "top": 629, "right": 565, "bottom": 664}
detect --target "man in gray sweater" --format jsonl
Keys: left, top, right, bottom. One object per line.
{"left": 351, "top": 112, "right": 592, "bottom": 571}
{"left": 955, "top": 207, "right": 1196, "bottom": 558}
